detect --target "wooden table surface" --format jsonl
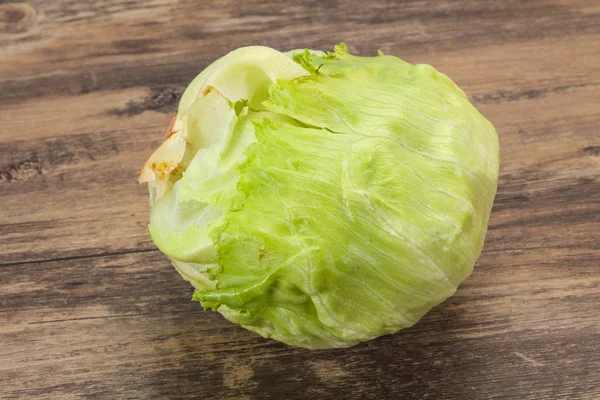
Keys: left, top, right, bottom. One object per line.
{"left": 1, "top": 0, "right": 599, "bottom": 399}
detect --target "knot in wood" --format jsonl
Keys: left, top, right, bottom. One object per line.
{"left": 0, "top": 3, "right": 36, "bottom": 33}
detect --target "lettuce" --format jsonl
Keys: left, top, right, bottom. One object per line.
{"left": 139, "top": 44, "right": 499, "bottom": 349}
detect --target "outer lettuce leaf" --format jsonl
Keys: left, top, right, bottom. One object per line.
{"left": 148, "top": 47, "right": 309, "bottom": 269}
{"left": 178, "top": 46, "right": 309, "bottom": 115}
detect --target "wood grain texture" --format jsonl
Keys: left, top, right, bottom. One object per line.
{"left": 1, "top": 0, "right": 599, "bottom": 399}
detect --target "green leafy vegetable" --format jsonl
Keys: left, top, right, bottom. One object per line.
{"left": 139, "top": 44, "right": 499, "bottom": 349}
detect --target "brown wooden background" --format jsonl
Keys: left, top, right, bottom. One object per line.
{"left": 1, "top": 0, "right": 599, "bottom": 399}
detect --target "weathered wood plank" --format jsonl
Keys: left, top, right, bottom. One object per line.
{"left": 1, "top": 80, "right": 598, "bottom": 264}
{"left": 1, "top": 1, "right": 599, "bottom": 103}
{"left": 0, "top": 250, "right": 598, "bottom": 399}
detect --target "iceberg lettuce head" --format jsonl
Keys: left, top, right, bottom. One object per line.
{"left": 139, "top": 44, "right": 499, "bottom": 349}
